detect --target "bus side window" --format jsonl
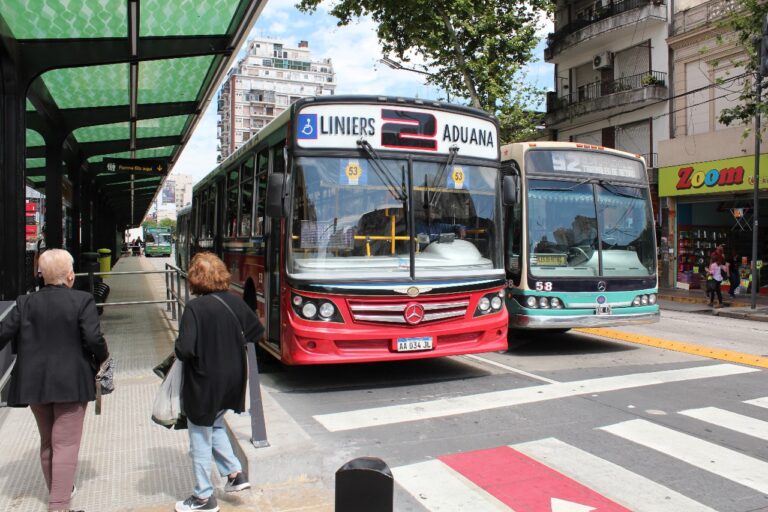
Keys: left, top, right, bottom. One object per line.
{"left": 272, "top": 141, "right": 286, "bottom": 174}
{"left": 255, "top": 151, "right": 268, "bottom": 236}
{"left": 226, "top": 167, "right": 240, "bottom": 238}
{"left": 240, "top": 156, "right": 255, "bottom": 237}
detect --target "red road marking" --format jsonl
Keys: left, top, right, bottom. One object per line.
{"left": 440, "top": 446, "right": 631, "bottom": 512}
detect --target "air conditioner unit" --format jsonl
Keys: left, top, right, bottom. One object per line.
{"left": 593, "top": 52, "right": 613, "bottom": 70}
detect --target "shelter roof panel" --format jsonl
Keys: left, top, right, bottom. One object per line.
{"left": 138, "top": 56, "right": 214, "bottom": 104}
{"left": 26, "top": 158, "right": 45, "bottom": 169}
{"left": 73, "top": 121, "right": 130, "bottom": 143}
{"left": 87, "top": 146, "right": 175, "bottom": 163}
{"left": 136, "top": 114, "right": 190, "bottom": 139}
{"left": 26, "top": 129, "right": 44, "bottom": 148}
{"left": 1, "top": 0, "right": 127, "bottom": 39}
{"left": 140, "top": 0, "right": 241, "bottom": 36}
{"left": 42, "top": 63, "right": 129, "bottom": 109}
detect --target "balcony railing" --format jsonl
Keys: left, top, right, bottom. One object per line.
{"left": 672, "top": 0, "right": 737, "bottom": 35}
{"left": 552, "top": 71, "right": 667, "bottom": 110}
{"left": 546, "top": 0, "right": 666, "bottom": 58}
{"left": 642, "top": 152, "right": 658, "bottom": 169}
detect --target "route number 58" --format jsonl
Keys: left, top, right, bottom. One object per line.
{"left": 535, "top": 281, "right": 553, "bottom": 291}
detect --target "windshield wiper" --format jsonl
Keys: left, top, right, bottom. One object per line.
{"left": 357, "top": 139, "right": 407, "bottom": 202}
{"left": 530, "top": 177, "right": 593, "bottom": 192}
{"left": 596, "top": 180, "right": 640, "bottom": 199}
{"left": 428, "top": 145, "right": 459, "bottom": 208}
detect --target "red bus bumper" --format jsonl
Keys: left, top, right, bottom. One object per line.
{"left": 278, "top": 310, "right": 509, "bottom": 365}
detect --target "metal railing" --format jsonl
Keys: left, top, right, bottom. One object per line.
{"left": 672, "top": 0, "right": 736, "bottom": 36}
{"left": 553, "top": 70, "right": 667, "bottom": 110}
{"left": 547, "top": 0, "right": 666, "bottom": 56}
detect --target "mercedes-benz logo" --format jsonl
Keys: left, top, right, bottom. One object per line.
{"left": 404, "top": 303, "right": 425, "bottom": 325}
{"left": 597, "top": 281, "right": 607, "bottom": 292}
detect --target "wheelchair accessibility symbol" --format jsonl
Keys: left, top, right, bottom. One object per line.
{"left": 297, "top": 114, "right": 318, "bottom": 139}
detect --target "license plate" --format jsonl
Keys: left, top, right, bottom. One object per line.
{"left": 395, "top": 336, "right": 434, "bottom": 352}
{"left": 596, "top": 305, "right": 612, "bottom": 315}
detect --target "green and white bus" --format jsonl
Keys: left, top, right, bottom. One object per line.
{"left": 144, "top": 227, "right": 173, "bottom": 257}
{"left": 501, "top": 141, "right": 659, "bottom": 331}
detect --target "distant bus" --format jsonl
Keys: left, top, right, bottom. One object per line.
{"left": 25, "top": 202, "right": 38, "bottom": 242}
{"left": 176, "top": 206, "right": 191, "bottom": 270}
{"left": 144, "top": 227, "right": 172, "bottom": 257}
{"left": 501, "top": 141, "right": 659, "bottom": 331}
{"left": 177, "top": 95, "right": 509, "bottom": 365}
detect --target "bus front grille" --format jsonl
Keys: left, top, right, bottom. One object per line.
{"left": 348, "top": 298, "right": 470, "bottom": 325}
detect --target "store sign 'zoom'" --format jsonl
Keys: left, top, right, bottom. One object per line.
{"left": 676, "top": 165, "right": 744, "bottom": 190}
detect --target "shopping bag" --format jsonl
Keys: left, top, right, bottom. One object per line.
{"left": 151, "top": 358, "right": 184, "bottom": 427}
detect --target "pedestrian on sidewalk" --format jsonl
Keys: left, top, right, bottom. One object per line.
{"left": 174, "top": 252, "right": 264, "bottom": 512}
{"left": 706, "top": 255, "right": 725, "bottom": 308}
{"left": 0, "top": 248, "right": 110, "bottom": 512}
{"left": 728, "top": 250, "right": 740, "bottom": 298}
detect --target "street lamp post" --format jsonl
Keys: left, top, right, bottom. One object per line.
{"left": 378, "top": 57, "right": 450, "bottom": 102}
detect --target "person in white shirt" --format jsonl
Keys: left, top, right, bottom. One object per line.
{"left": 707, "top": 256, "right": 725, "bottom": 308}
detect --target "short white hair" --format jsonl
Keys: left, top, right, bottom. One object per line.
{"left": 38, "top": 249, "right": 74, "bottom": 285}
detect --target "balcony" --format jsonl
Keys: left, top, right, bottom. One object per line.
{"left": 545, "top": 0, "right": 667, "bottom": 60}
{"left": 546, "top": 71, "right": 667, "bottom": 126}
{"left": 672, "top": 0, "right": 737, "bottom": 36}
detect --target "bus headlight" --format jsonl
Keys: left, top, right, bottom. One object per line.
{"left": 525, "top": 296, "right": 538, "bottom": 308}
{"left": 301, "top": 302, "right": 317, "bottom": 319}
{"left": 550, "top": 297, "right": 562, "bottom": 309}
{"left": 641, "top": 295, "right": 649, "bottom": 306}
{"left": 649, "top": 293, "right": 657, "bottom": 305}
{"left": 319, "top": 302, "right": 335, "bottom": 319}
{"left": 538, "top": 297, "right": 550, "bottom": 309}
{"left": 491, "top": 296, "right": 503, "bottom": 310}
{"left": 478, "top": 297, "right": 491, "bottom": 312}
{"left": 632, "top": 296, "right": 641, "bottom": 307}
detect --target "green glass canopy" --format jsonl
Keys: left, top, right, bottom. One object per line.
{"left": 4, "top": 0, "right": 262, "bottom": 228}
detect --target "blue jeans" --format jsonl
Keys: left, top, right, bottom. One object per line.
{"left": 188, "top": 411, "right": 242, "bottom": 498}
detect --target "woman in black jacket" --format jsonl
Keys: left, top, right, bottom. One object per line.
{"left": 0, "top": 248, "right": 109, "bottom": 512}
{"left": 174, "top": 252, "right": 264, "bottom": 512}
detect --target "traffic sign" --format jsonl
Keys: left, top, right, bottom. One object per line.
{"left": 440, "top": 446, "right": 631, "bottom": 511}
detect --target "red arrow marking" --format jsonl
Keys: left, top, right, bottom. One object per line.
{"left": 440, "top": 446, "right": 631, "bottom": 512}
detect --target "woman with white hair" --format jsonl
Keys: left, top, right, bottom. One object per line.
{"left": 0, "top": 248, "right": 109, "bottom": 512}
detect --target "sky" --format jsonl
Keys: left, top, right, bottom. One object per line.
{"left": 172, "top": 0, "right": 553, "bottom": 183}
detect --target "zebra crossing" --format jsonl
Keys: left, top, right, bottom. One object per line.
{"left": 392, "top": 396, "right": 768, "bottom": 511}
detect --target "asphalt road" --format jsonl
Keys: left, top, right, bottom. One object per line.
{"left": 147, "top": 255, "right": 768, "bottom": 511}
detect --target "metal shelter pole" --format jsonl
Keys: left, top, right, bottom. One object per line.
{"left": 44, "top": 137, "right": 64, "bottom": 249}
{"left": 752, "top": 71, "right": 762, "bottom": 310}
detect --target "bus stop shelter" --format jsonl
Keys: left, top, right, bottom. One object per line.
{"left": 0, "top": 0, "right": 266, "bottom": 301}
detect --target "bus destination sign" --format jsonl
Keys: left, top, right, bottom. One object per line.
{"left": 528, "top": 150, "right": 644, "bottom": 180}
{"left": 296, "top": 104, "right": 498, "bottom": 160}
{"left": 104, "top": 158, "right": 168, "bottom": 174}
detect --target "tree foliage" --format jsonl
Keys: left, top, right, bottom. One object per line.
{"left": 297, "top": 0, "right": 552, "bottom": 142}
{"left": 718, "top": 0, "right": 768, "bottom": 130}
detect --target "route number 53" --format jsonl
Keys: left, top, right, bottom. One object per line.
{"left": 535, "top": 281, "right": 553, "bottom": 291}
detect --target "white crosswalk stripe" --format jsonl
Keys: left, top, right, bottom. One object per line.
{"left": 600, "top": 419, "right": 768, "bottom": 494}
{"left": 314, "top": 364, "right": 757, "bottom": 432}
{"left": 392, "top": 459, "right": 510, "bottom": 511}
{"left": 744, "top": 396, "right": 768, "bottom": 409}
{"left": 513, "top": 438, "right": 717, "bottom": 512}
{"left": 680, "top": 406, "right": 768, "bottom": 441}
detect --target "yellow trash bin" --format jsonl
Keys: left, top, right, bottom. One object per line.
{"left": 97, "top": 248, "right": 112, "bottom": 273}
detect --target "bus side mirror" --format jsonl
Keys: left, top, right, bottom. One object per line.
{"left": 266, "top": 173, "right": 288, "bottom": 218}
{"left": 503, "top": 175, "right": 519, "bottom": 205}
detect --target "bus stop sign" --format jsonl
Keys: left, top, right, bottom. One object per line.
{"left": 104, "top": 158, "right": 168, "bottom": 174}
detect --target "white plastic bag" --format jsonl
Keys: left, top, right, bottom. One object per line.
{"left": 151, "top": 358, "right": 183, "bottom": 427}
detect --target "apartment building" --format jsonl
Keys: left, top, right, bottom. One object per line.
{"left": 657, "top": 0, "right": 767, "bottom": 290}
{"left": 217, "top": 38, "right": 336, "bottom": 161}
{"left": 544, "top": 0, "right": 670, "bottom": 191}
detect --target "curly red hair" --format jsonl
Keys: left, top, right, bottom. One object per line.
{"left": 188, "top": 252, "right": 231, "bottom": 295}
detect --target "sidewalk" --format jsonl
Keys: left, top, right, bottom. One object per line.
{"left": 0, "top": 256, "right": 333, "bottom": 512}
{"left": 658, "top": 287, "right": 768, "bottom": 322}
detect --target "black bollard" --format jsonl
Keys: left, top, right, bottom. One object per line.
{"left": 335, "top": 457, "right": 393, "bottom": 512}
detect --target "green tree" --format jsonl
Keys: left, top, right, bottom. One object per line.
{"left": 158, "top": 217, "right": 177, "bottom": 236}
{"left": 297, "top": 0, "right": 552, "bottom": 142}
{"left": 717, "top": 1, "right": 768, "bottom": 131}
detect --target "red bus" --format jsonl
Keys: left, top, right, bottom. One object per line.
{"left": 25, "top": 202, "right": 38, "bottom": 242}
{"left": 179, "top": 96, "right": 508, "bottom": 364}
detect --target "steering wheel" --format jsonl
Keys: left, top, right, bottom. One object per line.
{"left": 569, "top": 246, "right": 590, "bottom": 265}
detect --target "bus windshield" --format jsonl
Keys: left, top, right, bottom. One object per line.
{"left": 527, "top": 178, "right": 655, "bottom": 278}
{"left": 289, "top": 156, "right": 501, "bottom": 279}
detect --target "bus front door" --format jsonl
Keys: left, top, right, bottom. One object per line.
{"left": 265, "top": 216, "right": 281, "bottom": 352}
